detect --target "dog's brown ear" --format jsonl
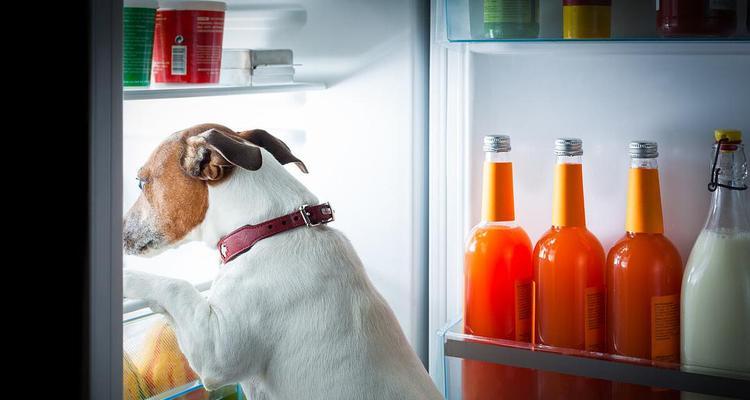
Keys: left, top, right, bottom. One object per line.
{"left": 181, "top": 129, "right": 263, "bottom": 181}
{"left": 238, "top": 129, "right": 308, "bottom": 173}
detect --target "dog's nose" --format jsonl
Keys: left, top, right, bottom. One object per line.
{"left": 123, "top": 230, "right": 137, "bottom": 254}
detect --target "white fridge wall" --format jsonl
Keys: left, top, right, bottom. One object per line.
{"left": 123, "top": 0, "right": 429, "bottom": 362}
{"left": 469, "top": 52, "right": 750, "bottom": 259}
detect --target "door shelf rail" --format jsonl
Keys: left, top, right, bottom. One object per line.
{"left": 123, "top": 82, "right": 326, "bottom": 100}
{"left": 440, "top": 318, "right": 750, "bottom": 398}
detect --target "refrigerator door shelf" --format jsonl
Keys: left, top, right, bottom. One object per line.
{"left": 123, "top": 81, "right": 324, "bottom": 100}
{"left": 443, "top": 0, "right": 750, "bottom": 42}
{"left": 438, "top": 318, "right": 750, "bottom": 399}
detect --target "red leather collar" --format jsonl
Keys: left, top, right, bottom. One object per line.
{"left": 217, "top": 203, "right": 334, "bottom": 263}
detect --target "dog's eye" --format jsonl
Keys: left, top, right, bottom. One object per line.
{"left": 136, "top": 178, "right": 147, "bottom": 190}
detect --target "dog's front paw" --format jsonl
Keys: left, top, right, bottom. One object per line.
{"left": 123, "top": 269, "right": 158, "bottom": 300}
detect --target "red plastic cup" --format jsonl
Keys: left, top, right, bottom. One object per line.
{"left": 152, "top": 1, "right": 226, "bottom": 84}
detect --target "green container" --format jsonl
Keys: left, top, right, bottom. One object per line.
{"left": 123, "top": 0, "right": 157, "bottom": 86}
{"left": 483, "top": 0, "right": 540, "bottom": 39}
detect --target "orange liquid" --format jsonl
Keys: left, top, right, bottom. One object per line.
{"left": 608, "top": 234, "right": 682, "bottom": 400}
{"left": 534, "top": 226, "right": 606, "bottom": 350}
{"left": 535, "top": 226, "right": 608, "bottom": 400}
{"left": 608, "top": 234, "right": 682, "bottom": 360}
{"left": 535, "top": 162, "right": 608, "bottom": 399}
{"left": 609, "top": 166, "right": 682, "bottom": 400}
{"left": 465, "top": 224, "right": 533, "bottom": 338}
{"left": 463, "top": 224, "right": 534, "bottom": 400}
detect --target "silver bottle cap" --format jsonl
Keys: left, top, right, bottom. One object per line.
{"left": 554, "top": 138, "right": 583, "bottom": 156}
{"left": 483, "top": 135, "right": 511, "bottom": 153}
{"left": 629, "top": 141, "right": 658, "bottom": 158}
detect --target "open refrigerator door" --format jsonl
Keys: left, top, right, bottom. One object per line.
{"left": 428, "top": 0, "right": 750, "bottom": 398}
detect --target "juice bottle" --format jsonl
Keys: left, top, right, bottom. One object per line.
{"left": 534, "top": 138, "right": 608, "bottom": 400}
{"left": 657, "top": 0, "right": 737, "bottom": 37}
{"left": 483, "top": 0, "right": 540, "bottom": 39}
{"left": 682, "top": 130, "right": 750, "bottom": 382}
{"left": 463, "top": 135, "right": 535, "bottom": 399}
{"left": 607, "top": 141, "right": 682, "bottom": 400}
{"left": 563, "top": 0, "right": 611, "bottom": 39}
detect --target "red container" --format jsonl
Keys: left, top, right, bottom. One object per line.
{"left": 657, "top": 0, "right": 736, "bottom": 37}
{"left": 152, "top": 1, "right": 226, "bottom": 84}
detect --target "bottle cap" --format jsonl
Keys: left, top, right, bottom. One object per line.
{"left": 714, "top": 129, "right": 742, "bottom": 143}
{"left": 629, "top": 141, "right": 658, "bottom": 158}
{"left": 483, "top": 135, "right": 511, "bottom": 152}
{"left": 554, "top": 138, "right": 583, "bottom": 156}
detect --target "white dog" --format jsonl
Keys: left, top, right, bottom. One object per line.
{"left": 123, "top": 124, "right": 443, "bottom": 400}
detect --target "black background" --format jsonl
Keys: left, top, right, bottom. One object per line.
{"left": 10, "top": 2, "right": 90, "bottom": 398}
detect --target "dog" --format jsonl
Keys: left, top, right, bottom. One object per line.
{"left": 122, "top": 124, "right": 443, "bottom": 400}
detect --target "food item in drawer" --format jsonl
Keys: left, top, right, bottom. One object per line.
{"left": 124, "top": 352, "right": 149, "bottom": 400}
{"left": 136, "top": 322, "right": 207, "bottom": 399}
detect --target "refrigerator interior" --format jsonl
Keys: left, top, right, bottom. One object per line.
{"left": 428, "top": 0, "right": 750, "bottom": 396}
{"left": 123, "top": 0, "right": 428, "bottom": 398}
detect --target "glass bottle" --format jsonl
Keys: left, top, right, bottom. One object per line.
{"left": 483, "top": 0, "right": 540, "bottom": 39}
{"left": 534, "top": 138, "right": 609, "bottom": 400}
{"left": 657, "top": 0, "right": 737, "bottom": 37}
{"left": 682, "top": 130, "right": 750, "bottom": 379}
{"left": 463, "top": 135, "right": 535, "bottom": 399}
{"left": 563, "top": 0, "right": 612, "bottom": 39}
{"left": 608, "top": 141, "right": 682, "bottom": 400}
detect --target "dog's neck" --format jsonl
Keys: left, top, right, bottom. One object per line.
{"left": 191, "top": 151, "right": 319, "bottom": 247}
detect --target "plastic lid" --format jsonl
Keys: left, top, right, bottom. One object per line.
{"left": 629, "top": 141, "right": 658, "bottom": 158}
{"left": 554, "top": 138, "right": 583, "bottom": 156}
{"left": 125, "top": 0, "right": 158, "bottom": 7}
{"left": 483, "top": 135, "right": 511, "bottom": 152}
{"left": 158, "top": 1, "right": 226, "bottom": 11}
{"left": 714, "top": 129, "right": 742, "bottom": 143}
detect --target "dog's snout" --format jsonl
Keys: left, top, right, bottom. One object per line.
{"left": 123, "top": 209, "right": 163, "bottom": 256}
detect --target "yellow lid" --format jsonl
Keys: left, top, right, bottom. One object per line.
{"left": 714, "top": 129, "right": 742, "bottom": 142}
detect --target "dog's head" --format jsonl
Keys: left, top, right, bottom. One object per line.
{"left": 123, "top": 124, "right": 307, "bottom": 256}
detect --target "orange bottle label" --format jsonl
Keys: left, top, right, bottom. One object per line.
{"left": 514, "top": 280, "right": 534, "bottom": 342}
{"left": 584, "top": 286, "right": 605, "bottom": 352}
{"left": 626, "top": 168, "right": 664, "bottom": 234}
{"left": 552, "top": 163, "right": 586, "bottom": 227}
{"left": 651, "top": 294, "right": 679, "bottom": 362}
{"left": 481, "top": 162, "right": 515, "bottom": 222}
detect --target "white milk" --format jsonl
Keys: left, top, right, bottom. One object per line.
{"left": 681, "top": 229, "right": 750, "bottom": 380}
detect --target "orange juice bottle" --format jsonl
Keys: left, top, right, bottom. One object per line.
{"left": 534, "top": 138, "right": 608, "bottom": 399}
{"left": 463, "top": 135, "right": 534, "bottom": 400}
{"left": 608, "top": 141, "right": 682, "bottom": 399}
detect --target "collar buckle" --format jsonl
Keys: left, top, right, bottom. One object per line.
{"left": 298, "top": 202, "right": 335, "bottom": 227}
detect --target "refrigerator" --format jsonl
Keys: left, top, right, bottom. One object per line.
{"left": 85, "top": 0, "right": 750, "bottom": 398}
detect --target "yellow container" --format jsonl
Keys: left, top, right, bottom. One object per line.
{"left": 563, "top": 2, "right": 611, "bottom": 39}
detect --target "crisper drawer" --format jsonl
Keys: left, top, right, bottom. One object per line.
{"left": 124, "top": 310, "right": 244, "bottom": 400}
{"left": 437, "top": 318, "right": 750, "bottom": 400}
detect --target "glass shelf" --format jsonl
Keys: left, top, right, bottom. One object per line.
{"left": 438, "top": 318, "right": 750, "bottom": 399}
{"left": 123, "top": 82, "right": 325, "bottom": 101}
{"left": 443, "top": 0, "right": 750, "bottom": 44}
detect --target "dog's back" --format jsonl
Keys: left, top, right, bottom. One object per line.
{"left": 210, "top": 227, "right": 442, "bottom": 400}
